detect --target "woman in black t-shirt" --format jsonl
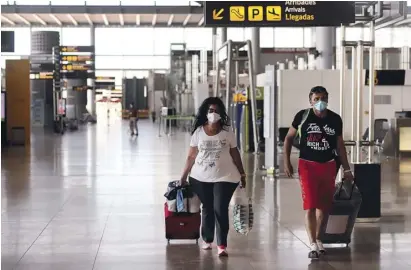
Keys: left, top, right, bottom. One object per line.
{"left": 283, "top": 86, "right": 353, "bottom": 259}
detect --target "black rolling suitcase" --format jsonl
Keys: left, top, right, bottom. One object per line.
{"left": 318, "top": 180, "right": 362, "bottom": 246}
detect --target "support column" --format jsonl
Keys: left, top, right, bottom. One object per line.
{"left": 251, "top": 27, "right": 261, "bottom": 74}
{"left": 212, "top": 28, "right": 217, "bottom": 72}
{"left": 315, "top": 27, "right": 336, "bottom": 69}
{"left": 221, "top": 27, "right": 227, "bottom": 44}
{"left": 400, "top": 46, "right": 410, "bottom": 69}
{"left": 375, "top": 47, "right": 383, "bottom": 69}
{"left": 88, "top": 26, "right": 96, "bottom": 119}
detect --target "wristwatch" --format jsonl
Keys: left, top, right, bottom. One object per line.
{"left": 240, "top": 173, "right": 246, "bottom": 177}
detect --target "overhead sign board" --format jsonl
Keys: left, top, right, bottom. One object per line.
{"left": 204, "top": 1, "right": 356, "bottom": 27}
{"left": 61, "top": 55, "right": 93, "bottom": 62}
{"left": 30, "top": 72, "right": 54, "bottom": 80}
{"left": 60, "top": 64, "right": 93, "bottom": 71}
{"left": 60, "top": 46, "right": 95, "bottom": 53}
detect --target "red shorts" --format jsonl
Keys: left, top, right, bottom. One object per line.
{"left": 298, "top": 159, "right": 337, "bottom": 211}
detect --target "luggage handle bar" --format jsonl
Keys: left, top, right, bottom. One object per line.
{"left": 336, "top": 178, "right": 356, "bottom": 201}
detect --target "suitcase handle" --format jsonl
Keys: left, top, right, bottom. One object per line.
{"left": 337, "top": 178, "right": 356, "bottom": 200}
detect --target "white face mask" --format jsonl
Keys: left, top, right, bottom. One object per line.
{"left": 207, "top": 112, "right": 221, "bottom": 124}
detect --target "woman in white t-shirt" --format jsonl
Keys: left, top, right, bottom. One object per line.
{"left": 180, "top": 97, "right": 246, "bottom": 257}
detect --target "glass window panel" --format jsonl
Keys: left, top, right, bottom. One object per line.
{"left": 184, "top": 28, "right": 212, "bottom": 50}
{"left": 345, "top": 27, "right": 365, "bottom": 41}
{"left": 95, "top": 56, "right": 123, "bottom": 69}
{"left": 153, "top": 28, "right": 171, "bottom": 55}
{"left": 152, "top": 56, "right": 170, "bottom": 70}
{"left": 61, "top": 28, "right": 91, "bottom": 46}
{"left": 392, "top": 27, "right": 410, "bottom": 47}
{"left": 168, "top": 28, "right": 185, "bottom": 45}
{"left": 227, "top": 28, "right": 245, "bottom": 41}
{"left": 244, "top": 27, "right": 252, "bottom": 41}
{"left": 375, "top": 28, "right": 392, "bottom": 47}
{"left": 1, "top": 28, "right": 31, "bottom": 56}
{"left": 216, "top": 28, "right": 223, "bottom": 49}
{"left": 124, "top": 70, "right": 150, "bottom": 79}
{"left": 122, "top": 56, "right": 170, "bottom": 69}
{"left": 274, "top": 28, "right": 304, "bottom": 48}
{"left": 260, "top": 28, "right": 274, "bottom": 48}
{"left": 122, "top": 28, "right": 154, "bottom": 55}
{"left": 95, "top": 28, "right": 123, "bottom": 55}
{"left": 336, "top": 27, "right": 370, "bottom": 47}
{"left": 303, "top": 27, "right": 314, "bottom": 48}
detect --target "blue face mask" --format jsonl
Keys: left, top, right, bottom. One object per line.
{"left": 314, "top": 101, "right": 328, "bottom": 112}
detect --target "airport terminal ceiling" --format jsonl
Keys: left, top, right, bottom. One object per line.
{"left": 1, "top": 1, "right": 411, "bottom": 28}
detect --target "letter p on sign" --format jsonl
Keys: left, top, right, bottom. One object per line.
{"left": 248, "top": 6, "right": 263, "bottom": 21}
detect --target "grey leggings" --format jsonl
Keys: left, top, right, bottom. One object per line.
{"left": 189, "top": 177, "right": 238, "bottom": 247}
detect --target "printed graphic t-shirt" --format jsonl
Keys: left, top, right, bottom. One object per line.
{"left": 189, "top": 127, "right": 241, "bottom": 183}
{"left": 292, "top": 109, "right": 342, "bottom": 163}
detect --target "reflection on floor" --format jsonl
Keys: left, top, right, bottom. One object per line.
{"left": 2, "top": 120, "right": 411, "bottom": 270}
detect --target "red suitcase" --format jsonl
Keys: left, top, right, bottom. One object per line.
{"left": 164, "top": 202, "right": 201, "bottom": 244}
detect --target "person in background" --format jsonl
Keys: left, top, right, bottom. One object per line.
{"left": 129, "top": 102, "right": 138, "bottom": 136}
{"left": 180, "top": 97, "right": 246, "bottom": 257}
{"left": 283, "top": 86, "right": 353, "bottom": 259}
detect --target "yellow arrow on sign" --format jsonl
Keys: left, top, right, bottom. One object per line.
{"left": 213, "top": 8, "right": 224, "bottom": 20}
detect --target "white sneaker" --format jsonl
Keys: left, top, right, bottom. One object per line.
{"left": 316, "top": 240, "right": 326, "bottom": 254}
{"left": 202, "top": 242, "right": 212, "bottom": 250}
{"left": 217, "top": 246, "right": 228, "bottom": 257}
{"left": 308, "top": 243, "right": 319, "bottom": 259}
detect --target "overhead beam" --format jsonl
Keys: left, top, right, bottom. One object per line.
{"left": 1, "top": 15, "right": 15, "bottom": 25}
{"left": 84, "top": 13, "right": 93, "bottom": 25}
{"left": 183, "top": 14, "right": 191, "bottom": 26}
{"left": 198, "top": 16, "right": 204, "bottom": 26}
{"left": 49, "top": 14, "right": 62, "bottom": 26}
{"left": 15, "top": 14, "right": 30, "bottom": 25}
{"left": 0, "top": 22, "right": 216, "bottom": 27}
{"left": 102, "top": 14, "right": 109, "bottom": 26}
{"left": 67, "top": 14, "right": 78, "bottom": 26}
{"left": 168, "top": 14, "right": 174, "bottom": 26}
{"left": 33, "top": 14, "right": 47, "bottom": 25}
{"left": 119, "top": 13, "right": 124, "bottom": 26}
{"left": 394, "top": 17, "right": 411, "bottom": 26}
{"left": 136, "top": 14, "right": 140, "bottom": 25}
{"left": 0, "top": 5, "right": 204, "bottom": 15}
{"left": 152, "top": 14, "right": 157, "bottom": 26}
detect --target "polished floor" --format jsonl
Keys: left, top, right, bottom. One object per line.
{"left": 2, "top": 120, "right": 411, "bottom": 270}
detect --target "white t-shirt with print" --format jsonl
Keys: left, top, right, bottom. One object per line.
{"left": 189, "top": 127, "right": 241, "bottom": 183}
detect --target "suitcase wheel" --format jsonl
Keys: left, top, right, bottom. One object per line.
{"left": 196, "top": 239, "right": 198, "bottom": 244}
{"left": 167, "top": 239, "right": 170, "bottom": 245}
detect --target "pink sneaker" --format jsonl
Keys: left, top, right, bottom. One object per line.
{"left": 217, "top": 246, "right": 228, "bottom": 257}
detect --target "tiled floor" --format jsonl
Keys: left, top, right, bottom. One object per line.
{"left": 2, "top": 120, "right": 411, "bottom": 270}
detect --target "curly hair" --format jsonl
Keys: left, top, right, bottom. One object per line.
{"left": 191, "top": 97, "right": 230, "bottom": 135}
